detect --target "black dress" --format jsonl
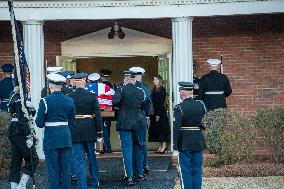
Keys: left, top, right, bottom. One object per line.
{"left": 149, "top": 87, "right": 170, "bottom": 142}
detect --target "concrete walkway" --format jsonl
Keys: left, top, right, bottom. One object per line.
{"left": 175, "top": 176, "right": 284, "bottom": 189}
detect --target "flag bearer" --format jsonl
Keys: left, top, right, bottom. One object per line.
{"left": 8, "top": 81, "right": 38, "bottom": 189}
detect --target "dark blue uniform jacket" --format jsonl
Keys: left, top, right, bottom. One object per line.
{"left": 135, "top": 81, "right": 153, "bottom": 117}
{"left": 68, "top": 88, "right": 103, "bottom": 143}
{"left": 198, "top": 70, "right": 232, "bottom": 111}
{"left": 35, "top": 91, "right": 76, "bottom": 150}
{"left": 112, "top": 83, "right": 145, "bottom": 131}
{"left": 0, "top": 77, "right": 14, "bottom": 111}
{"left": 173, "top": 97, "right": 206, "bottom": 152}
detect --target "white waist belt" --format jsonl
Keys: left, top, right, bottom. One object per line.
{"left": 205, "top": 91, "right": 224, "bottom": 95}
{"left": 11, "top": 118, "right": 18, "bottom": 122}
{"left": 1, "top": 99, "right": 9, "bottom": 102}
{"left": 180, "top": 127, "right": 200, "bottom": 131}
{"left": 45, "top": 122, "right": 68, "bottom": 126}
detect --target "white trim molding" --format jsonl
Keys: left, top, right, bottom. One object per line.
{"left": 0, "top": 0, "right": 284, "bottom": 21}
{"left": 0, "top": 0, "right": 275, "bottom": 8}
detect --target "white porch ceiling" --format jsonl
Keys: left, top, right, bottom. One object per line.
{"left": 61, "top": 26, "right": 172, "bottom": 57}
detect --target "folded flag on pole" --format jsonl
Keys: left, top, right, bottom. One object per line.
{"left": 8, "top": 0, "right": 31, "bottom": 104}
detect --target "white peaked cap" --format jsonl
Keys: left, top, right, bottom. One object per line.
{"left": 129, "top": 67, "right": 145, "bottom": 74}
{"left": 88, "top": 73, "right": 100, "bottom": 81}
{"left": 47, "top": 66, "right": 63, "bottom": 73}
{"left": 47, "top": 73, "right": 66, "bottom": 84}
{"left": 207, "top": 59, "right": 221, "bottom": 66}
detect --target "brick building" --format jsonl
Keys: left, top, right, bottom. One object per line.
{"left": 0, "top": 0, "right": 284, "bottom": 158}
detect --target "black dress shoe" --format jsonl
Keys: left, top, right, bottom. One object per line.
{"left": 96, "top": 150, "right": 105, "bottom": 155}
{"left": 143, "top": 166, "right": 150, "bottom": 176}
{"left": 128, "top": 177, "right": 135, "bottom": 186}
{"left": 137, "top": 175, "right": 145, "bottom": 181}
{"left": 105, "top": 149, "right": 112, "bottom": 154}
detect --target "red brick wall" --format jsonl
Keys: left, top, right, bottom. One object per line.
{"left": 1, "top": 14, "right": 283, "bottom": 114}
{"left": 0, "top": 21, "right": 13, "bottom": 80}
{"left": 192, "top": 14, "right": 284, "bottom": 114}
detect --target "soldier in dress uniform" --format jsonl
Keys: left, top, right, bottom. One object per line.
{"left": 59, "top": 71, "right": 75, "bottom": 92}
{"left": 0, "top": 64, "right": 14, "bottom": 111}
{"left": 100, "top": 69, "right": 117, "bottom": 90}
{"left": 41, "top": 67, "right": 73, "bottom": 97}
{"left": 198, "top": 59, "right": 232, "bottom": 111}
{"left": 129, "top": 66, "right": 153, "bottom": 176}
{"left": 173, "top": 82, "right": 207, "bottom": 189}
{"left": 85, "top": 73, "right": 115, "bottom": 155}
{"left": 100, "top": 69, "right": 117, "bottom": 153}
{"left": 35, "top": 73, "right": 75, "bottom": 189}
{"left": 68, "top": 73, "right": 103, "bottom": 189}
{"left": 112, "top": 71, "right": 146, "bottom": 186}
{"left": 8, "top": 83, "right": 39, "bottom": 189}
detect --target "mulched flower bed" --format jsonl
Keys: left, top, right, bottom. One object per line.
{"left": 203, "top": 162, "right": 284, "bottom": 177}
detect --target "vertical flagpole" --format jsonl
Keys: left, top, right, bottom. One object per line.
{"left": 220, "top": 49, "right": 223, "bottom": 74}
{"left": 8, "top": 1, "right": 37, "bottom": 188}
{"left": 46, "top": 59, "right": 49, "bottom": 96}
{"left": 8, "top": 0, "right": 29, "bottom": 119}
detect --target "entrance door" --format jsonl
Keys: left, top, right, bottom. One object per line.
{"left": 158, "top": 57, "right": 169, "bottom": 93}
{"left": 56, "top": 56, "right": 76, "bottom": 72}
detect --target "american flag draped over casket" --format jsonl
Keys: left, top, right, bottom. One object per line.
{"left": 85, "top": 82, "right": 115, "bottom": 109}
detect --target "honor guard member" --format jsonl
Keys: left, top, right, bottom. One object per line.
{"left": 173, "top": 82, "right": 207, "bottom": 189}
{"left": 100, "top": 69, "right": 117, "bottom": 90}
{"left": 36, "top": 73, "right": 75, "bottom": 189}
{"left": 8, "top": 83, "right": 39, "bottom": 189}
{"left": 68, "top": 73, "right": 103, "bottom": 189}
{"left": 0, "top": 64, "right": 14, "bottom": 111}
{"left": 198, "top": 59, "right": 232, "bottom": 111}
{"left": 100, "top": 69, "right": 116, "bottom": 153}
{"left": 129, "top": 66, "right": 153, "bottom": 176}
{"left": 59, "top": 71, "right": 75, "bottom": 92}
{"left": 41, "top": 67, "right": 73, "bottom": 97}
{"left": 100, "top": 69, "right": 117, "bottom": 153}
{"left": 112, "top": 71, "right": 146, "bottom": 186}
{"left": 86, "top": 73, "right": 115, "bottom": 154}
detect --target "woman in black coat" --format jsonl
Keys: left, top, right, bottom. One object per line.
{"left": 149, "top": 75, "right": 170, "bottom": 153}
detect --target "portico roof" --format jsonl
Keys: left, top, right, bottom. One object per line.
{"left": 0, "top": 0, "right": 284, "bottom": 21}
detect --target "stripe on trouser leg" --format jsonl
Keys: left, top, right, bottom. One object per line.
{"left": 118, "top": 133, "right": 127, "bottom": 177}
{"left": 177, "top": 154, "right": 185, "bottom": 189}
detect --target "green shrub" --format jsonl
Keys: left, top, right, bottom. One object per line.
{"left": 251, "top": 107, "right": 284, "bottom": 163}
{"left": 203, "top": 109, "right": 256, "bottom": 166}
{"left": 0, "top": 111, "right": 11, "bottom": 178}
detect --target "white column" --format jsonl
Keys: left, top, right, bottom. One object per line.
{"left": 23, "top": 20, "right": 45, "bottom": 159}
{"left": 172, "top": 17, "right": 193, "bottom": 105}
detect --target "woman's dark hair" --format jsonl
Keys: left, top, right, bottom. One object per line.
{"left": 152, "top": 75, "right": 164, "bottom": 91}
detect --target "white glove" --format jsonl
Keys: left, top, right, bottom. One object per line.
{"left": 26, "top": 100, "right": 33, "bottom": 108}
{"left": 173, "top": 150, "right": 179, "bottom": 157}
{"left": 97, "top": 138, "right": 103, "bottom": 142}
{"left": 26, "top": 137, "right": 34, "bottom": 148}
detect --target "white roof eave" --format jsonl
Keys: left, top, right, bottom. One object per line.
{"left": 0, "top": 0, "right": 283, "bottom": 21}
